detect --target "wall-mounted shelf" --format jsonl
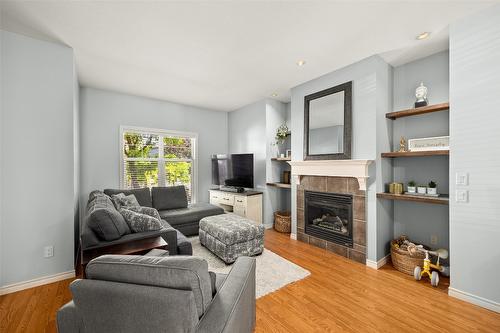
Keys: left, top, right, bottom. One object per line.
{"left": 386, "top": 102, "right": 449, "bottom": 120}
{"left": 377, "top": 193, "right": 449, "bottom": 205}
{"left": 381, "top": 150, "right": 449, "bottom": 158}
{"left": 271, "top": 157, "right": 291, "bottom": 161}
{"left": 266, "top": 182, "right": 291, "bottom": 189}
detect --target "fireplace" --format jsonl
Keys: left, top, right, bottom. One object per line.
{"left": 304, "top": 191, "right": 353, "bottom": 247}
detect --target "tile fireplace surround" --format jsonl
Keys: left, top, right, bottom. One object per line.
{"left": 289, "top": 160, "right": 372, "bottom": 264}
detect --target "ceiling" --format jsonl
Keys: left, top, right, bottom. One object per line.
{"left": 1, "top": 1, "right": 497, "bottom": 111}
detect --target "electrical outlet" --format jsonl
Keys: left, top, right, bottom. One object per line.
{"left": 430, "top": 235, "right": 438, "bottom": 245}
{"left": 456, "top": 189, "right": 469, "bottom": 203}
{"left": 456, "top": 172, "right": 469, "bottom": 186}
{"left": 44, "top": 246, "right": 54, "bottom": 258}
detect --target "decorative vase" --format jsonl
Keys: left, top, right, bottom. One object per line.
{"left": 427, "top": 187, "right": 437, "bottom": 195}
{"left": 407, "top": 186, "right": 416, "bottom": 194}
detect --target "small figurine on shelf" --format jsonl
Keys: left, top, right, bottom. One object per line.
{"left": 415, "top": 82, "right": 429, "bottom": 108}
{"left": 399, "top": 136, "right": 407, "bottom": 152}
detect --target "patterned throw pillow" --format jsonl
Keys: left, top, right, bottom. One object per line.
{"left": 120, "top": 208, "right": 162, "bottom": 233}
{"left": 111, "top": 193, "right": 140, "bottom": 210}
{"left": 125, "top": 206, "right": 162, "bottom": 221}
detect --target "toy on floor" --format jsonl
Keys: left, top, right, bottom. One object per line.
{"left": 413, "top": 248, "right": 450, "bottom": 287}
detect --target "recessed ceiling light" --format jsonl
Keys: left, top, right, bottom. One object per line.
{"left": 296, "top": 60, "right": 306, "bottom": 66}
{"left": 416, "top": 32, "right": 431, "bottom": 40}
{"left": 271, "top": 92, "right": 278, "bottom": 97}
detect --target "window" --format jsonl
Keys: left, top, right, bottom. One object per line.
{"left": 120, "top": 126, "right": 197, "bottom": 202}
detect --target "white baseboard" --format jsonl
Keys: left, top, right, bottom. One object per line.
{"left": 366, "top": 254, "right": 390, "bottom": 270}
{"left": 0, "top": 270, "right": 75, "bottom": 296}
{"left": 448, "top": 287, "right": 500, "bottom": 313}
{"left": 290, "top": 233, "right": 297, "bottom": 240}
{"left": 263, "top": 223, "right": 274, "bottom": 229}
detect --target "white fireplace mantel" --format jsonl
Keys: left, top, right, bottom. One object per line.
{"left": 288, "top": 160, "right": 373, "bottom": 190}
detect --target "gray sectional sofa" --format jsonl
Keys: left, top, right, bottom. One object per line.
{"left": 81, "top": 186, "right": 224, "bottom": 255}
{"left": 57, "top": 255, "right": 256, "bottom": 333}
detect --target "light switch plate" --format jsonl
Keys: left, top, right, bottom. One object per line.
{"left": 456, "top": 190, "right": 468, "bottom": 203}
{"left": 456, "top": 172, "right": 469, "bottom": 186}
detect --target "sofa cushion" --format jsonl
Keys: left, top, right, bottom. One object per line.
{"left": 86, "top": 191, "right": 130, "bottom": 241}
{"left": 152, "top": 186, "right": 188, "bottom": 210}
{"left": 158, "top": 203, "right": 224, "bottom": 226}
{"left": 111, "top": 193, "right": 141, "bottom": 210}
{"left": 85, "top": 255, "right": 213, "bottom": 317}
{"left": 120, "top": 208, "right": 162, "bottom": 233}
{"left": 104, "top": 188, "right": 152, "bottom": 207}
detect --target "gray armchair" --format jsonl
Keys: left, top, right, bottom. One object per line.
{"left": 57, "top": 255, "right": 256, "bottom": 333}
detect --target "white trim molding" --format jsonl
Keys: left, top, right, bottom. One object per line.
{"left": 288, "top": 160, "right": 373, "bottom": 190}
{"left": 290, "top": 233, "right": 297, "bottom": 240}
{"left": 448, "top": 287, "right": 500, "bottom": 313}
{"left": 0, "top": 270, "right": 75, "bottom": 296}
{"left": 366, "top": 254, "right": 390, "bottom": 270}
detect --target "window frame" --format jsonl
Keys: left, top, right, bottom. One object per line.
{"left": 119, "top": 125, "right": 198, "bottom": 203}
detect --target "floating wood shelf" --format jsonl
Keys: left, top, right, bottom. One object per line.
{"left": 271, "top": 157, "right": 291, "bottom": 161}
{"left": 266, "top": 182, "right": 291, "bottom": 189}
{"left": 381, "top": 150, "right": 449, "bottom": 158}
{"left": 377, "top": 193, "right": 449, "bottom": 205}
{"left": 386, "top": 102, "right": 449, "bottom": 120}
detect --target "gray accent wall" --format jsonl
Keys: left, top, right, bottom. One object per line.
{"left": 392, "top": 51, "right": 450, "bottom": 250}
{"left": 228, "top": 99, "right": 289, "bottom": 227}
{"left": 290, "top": 55, "right": 393, "bottom": 262}
{"left": 79, "top": 87, "right": 228, "bottom": 214}
{"left": 449, "top": 5, "right": 500, "bottom": 308}
{"left": 1, "top": 31, "right": 77, "bottom": 286}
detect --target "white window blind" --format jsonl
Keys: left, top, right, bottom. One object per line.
{"left": 120, "top": 127, "right": 197, "bottom": 203}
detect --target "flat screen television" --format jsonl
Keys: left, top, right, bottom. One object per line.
{"left": 211, "top": 153, "right": 254, "bottom": 189}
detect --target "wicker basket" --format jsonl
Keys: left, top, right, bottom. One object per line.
{"left": 274, "top": 211, "right": 291, "bottom": 233}
{"left": 390, "top": 239, "right": 426, "bottom": 275}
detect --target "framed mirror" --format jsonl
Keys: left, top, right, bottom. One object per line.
{"left": 304, "top": 81, "right": 352, "bottom": 160}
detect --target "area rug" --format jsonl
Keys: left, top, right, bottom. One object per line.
{"left": 189, "top": 237, "right": 310, "bottom": 298}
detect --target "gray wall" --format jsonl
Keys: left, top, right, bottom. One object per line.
{"left": 1, "top": 31, "right": 76, "bottom": 286}
{"left": 228, "top": 99, "right": 290, "bottom": 227}
{"left": 290, "top": 55, "right": 393, "bottom": 262}
{"left": 0, "top": 29, "right": 4, "bottom": 286}
{"left": 79, "top": 87, "right": 228, "bottom": 212}
{"left": 449, "top": 5, "right": 500, "bottom": 308}
{"left": 392, "top": 51, "right": 450, "bottom": 250}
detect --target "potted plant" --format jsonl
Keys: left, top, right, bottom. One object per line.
{"left": 427, "top": 181, "right": 437, "bottom": 195}
{"left": 272, "top": 123, "right": 290, "bottom": 157}
{"left": 407, "top": 181, "right": 416, "bottom": 194}
{"left": 417, "top": 184, "right": 427, "bottom": 195}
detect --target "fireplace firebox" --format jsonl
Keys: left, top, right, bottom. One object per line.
{"left": 304, "top": 191, "right": 353, "bottom": 247}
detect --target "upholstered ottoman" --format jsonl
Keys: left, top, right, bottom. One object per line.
{"left": 199, "top": 213, "right": 264, "bottom": 264}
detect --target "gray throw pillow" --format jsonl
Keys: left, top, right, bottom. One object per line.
{"left": 111, "top": 193, "right": 140, "bottom": 210}
{"left": 120, "top": 208, "right": 162, "bottom": 233}
{"left": 86, "top": 191, "right": 130, "bottom": 241}
{"left": 125, "top": 206, "right": 162, "bottom": 221}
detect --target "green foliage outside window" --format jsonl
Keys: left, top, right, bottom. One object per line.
{"left": 123, "top": 133, "right": 193, "bottom": 199}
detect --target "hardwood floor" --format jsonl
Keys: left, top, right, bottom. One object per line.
{"left": 1, "top": 229, "right": 499, "bottom": 332}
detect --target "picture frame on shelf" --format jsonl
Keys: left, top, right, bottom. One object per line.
{"left": 408, "top": 136, "right": 449, "bottom": 152}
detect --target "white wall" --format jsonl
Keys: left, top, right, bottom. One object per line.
{"left": 392, "top": 51, "right": 450, "bottom": 250}
{"left": 1, "top": 31, "right": 76, "bottom": 287}
{"left": 290, "top": 55, "right": 393, "bottom": 262}
{"left": 449, "top": 5, "right": 500, "bottom": 311}
{"left": 79, "top": 87, "right": 228, "bottom": 211}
